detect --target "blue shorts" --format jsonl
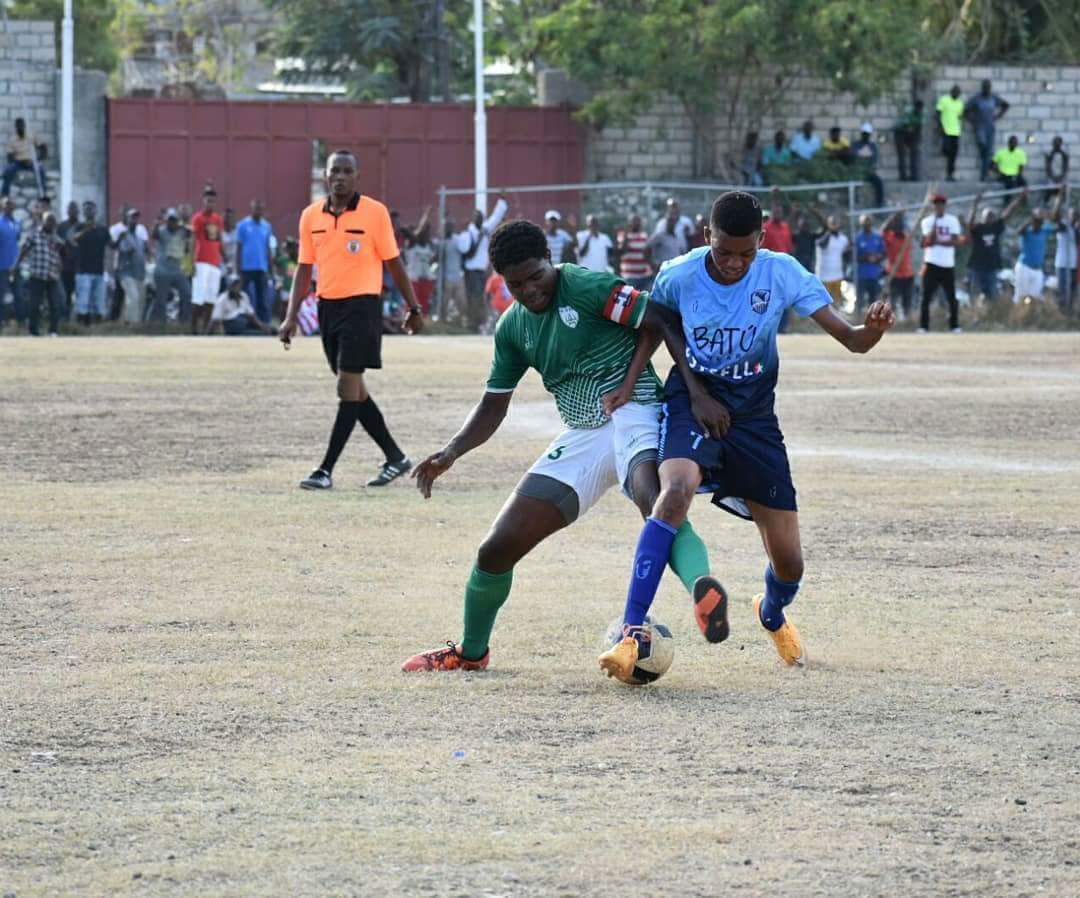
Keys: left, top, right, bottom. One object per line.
{"left": 658, "top": 371, "right": 797, "bottom": 520}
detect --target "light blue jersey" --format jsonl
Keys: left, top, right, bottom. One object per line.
{"left": 650, "top": 247, "right": 830, "bottom": 417}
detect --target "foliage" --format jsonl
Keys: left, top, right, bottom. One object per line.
{"left": 261, "top": 0, "right": 559, "bottom": 104}
{"left": 926, "top": 0, "right": 1080, "bottom": 64}
{"left": 109, "top": 0, "right": 270, "bottom": 95}
{"left": 536, "top": 0, "right": 926, "bottom": 177}
{"left": 7, "top": 0, "right": 118, "bottom": 72}
{"left": 263, "top": 0, "right": 449, "bottom": 101}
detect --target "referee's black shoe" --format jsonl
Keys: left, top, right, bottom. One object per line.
{"left": 300, "top": 468, "right": 332, "bottom": 490}
{"left": 367, "top": 457, "right": 412, "bottom": 487}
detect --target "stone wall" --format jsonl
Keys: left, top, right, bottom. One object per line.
{"left": 0, "top": 20, "right": 108, "bottom": 214}
{"left": 0, "top": 19, "right": 57, "bottom": 161}
{"left": 68, "top": 69, "right": 107, "bottom": 213}
{"left": 588, "top": 64, "right": 1080, "bottom": 191}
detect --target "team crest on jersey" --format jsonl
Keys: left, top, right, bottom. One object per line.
{"left": 346, "top": 239, "right": 361, "bottom": 254}
{"left": 558, "top": 305, "right": 579, "bottom": 328}
{"left": 750, "top": 289, "right": 771, "bottom": 314}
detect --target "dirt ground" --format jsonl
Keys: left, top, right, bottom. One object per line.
{"left": 1, "top": 333, "right": 1078, "bottom": 898}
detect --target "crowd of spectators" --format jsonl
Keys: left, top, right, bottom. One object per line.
{"left": 309, "top": 185, "right": 1080, "bottom": 335}
{"left": 743, "top": 119, "right": 886, "bottom": 204}
{"left": 740, "top": 79, "right": 1071, "bottom": 210}
{"left": 443, "top": 186, "right": 1078, "bottom": 337}
{"left": 4, "top": 72, "right": 1077, "bottom": 338}
{"left": 0, "top": 182, "right": 300, "bottom": 337}
{"left": 757, "top": 184, "right": 1079, "bottom": 330}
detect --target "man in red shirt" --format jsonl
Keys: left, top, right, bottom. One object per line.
{"left": 761, "top": 192, "right": 795, "bottom": 255}
{"left": 190, "top": 185, "right": 224, "bottom": 335}
{"left": 882, "top": 212, "right": 915, "bottom": 322}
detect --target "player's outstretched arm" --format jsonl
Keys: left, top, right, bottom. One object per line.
{"left": 412, "top": 390, "right": 513, "bottom": 498}
{"left": 810, "top": 301, "right": 895, "bottom": 354}
{"left": 646, "top": 303, "right": 730, "bottom": 438}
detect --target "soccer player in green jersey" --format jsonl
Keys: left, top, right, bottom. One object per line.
{"left": 402, "top": 220, "right": 727, "bottom": 672}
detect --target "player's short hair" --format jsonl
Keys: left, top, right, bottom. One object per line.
{"left": 710, "top": 191, "right": 762, "bottom": 237}
{"left": 328, "top": 148, "right": 357, "bottom": 163}
{"left": 489, "top": 219, "right": 550, "bottom": 274}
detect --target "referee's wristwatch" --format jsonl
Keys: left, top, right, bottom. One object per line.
{"left": 406, "top": 306, "right": 421, "bottom": 316}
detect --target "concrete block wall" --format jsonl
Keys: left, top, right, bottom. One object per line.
{"left": 590, "top": 64, "right": 1080, "bottom": 190}
{"left": 932, "top": 65, "right": 1080, "bottom": 183}
{"left": 0, "top": 19, "right": 59, "bottom": 201}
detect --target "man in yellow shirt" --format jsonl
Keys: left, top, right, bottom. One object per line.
{"left": 1, "top": 118, "right": 46, "bottom": 198}
{"left": 823, "top": 126, "right": 852, "bottom": 164}
{"left": 936, "top": 85, "right": 964, "bottom": 181}
{"left": 279, "top": 149, "right": 423, "bottom": 490}
{"left": 992, "top": 134, "right": 1028, "bottom": 195}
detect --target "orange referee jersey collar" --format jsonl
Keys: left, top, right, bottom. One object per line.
{"left": 321, "top": 193, "right": 361, "bottom": 214}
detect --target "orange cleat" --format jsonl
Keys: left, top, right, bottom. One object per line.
{"left": 752, "top": 594, "right": 806, "bottom": 667}
{"left": 401, "top": 641, "right": 490, "bottom": 672}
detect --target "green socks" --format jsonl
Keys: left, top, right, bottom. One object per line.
{"left": 668, "top": 520, "right": 710, "bottom": 594}
{"left": 460, "top": 565, "right": 514, "bottom": 660}
{"left": 458, "top": 524, "right": 703, "bottom": 659}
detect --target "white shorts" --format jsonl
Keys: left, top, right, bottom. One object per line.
{"left": 192, "top": 262, "right": 222, "bottom": 305}
{"left": 526, "top": 401, "right": 661, "bottom": 518}
{"left": 1013, "top": 262, "right": 1044, "bottom": 301}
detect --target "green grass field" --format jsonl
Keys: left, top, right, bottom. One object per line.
{"left": 2, "top": 333, "right": 1079, "bottom": 897}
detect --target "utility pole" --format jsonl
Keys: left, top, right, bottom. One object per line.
{"left": 60, "top": 0, "right": 74, "bottom": 208}
{"left": 473, "top": 0, "right": 486, "bottom": 211}
{"left": 435, "top": 0, "right": 450, "bottom": 102}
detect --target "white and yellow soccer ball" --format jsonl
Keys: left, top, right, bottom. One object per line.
{"left": 603, "top": 615, "right": 675, "bottom": 685}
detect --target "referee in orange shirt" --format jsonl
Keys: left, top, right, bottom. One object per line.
{"left": 280, "top": 149, "right": 423, "bottom": 489}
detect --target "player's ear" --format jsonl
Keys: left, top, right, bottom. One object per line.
{"left": 756, "top": 230, "right": 764, "bottom": 247}
{"left": 703, "top": 224, "right": 712, "bottom": 244}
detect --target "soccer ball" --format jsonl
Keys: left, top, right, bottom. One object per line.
{"left": 603, "top": 615, "right": 675, "bottom": 685}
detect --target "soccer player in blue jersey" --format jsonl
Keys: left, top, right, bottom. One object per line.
{"left": 599, "top": 191, "right": 895, "bottom": 681}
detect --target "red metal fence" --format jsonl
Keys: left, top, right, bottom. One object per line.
{"left": 107, "top": 99, "right": 585, "bottom": 239}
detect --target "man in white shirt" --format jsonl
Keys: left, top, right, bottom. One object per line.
{"left": 575, "top": 214, "right": 613, "bottom": 272}
{"left": 918, "top": 192, "right": 966, "bottom": 333}
{"left": 207, "top": 275, "right": 273, "bottom": 335}
{"left": 109, "top": 206, "right": 150, "bottom": 244}
{"left": 790, "top": 120, "right": 823, "bottom": 162}
{"left": 652, "top": 197, "right": 695, "bottom": 253}
{"left": 456, "top": 195, "right": 508, "bottom": 332}
{"left": 815, "top": 215, "right": 850, "bottom": 304}
{"left": 544, "top": 210, "right": 575, "bottom": 264}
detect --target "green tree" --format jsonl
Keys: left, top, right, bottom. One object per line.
{"left": 536, "top": 0, "right": 928, "bottom": 178}
{"left": 8, "top": 0, "right": 118, "bottom": 73}
{"left": 260, "top": 0, "right": 559, "bottom": 104}
{"left": 928, "top": 0, "right": 1080, "bottom": 63}
{"left": 263, "top": 0, "right": 455, "bottom": 101}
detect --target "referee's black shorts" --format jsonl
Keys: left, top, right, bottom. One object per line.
{"left": 318, "top": 295, "right": 382, "bottom": 374}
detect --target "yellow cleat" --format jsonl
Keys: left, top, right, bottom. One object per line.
{"left": 598, "top": 634, "right": 640, "bottom": 684}
{"left": 752, "top": 594, "right": 807, "bottom": 667}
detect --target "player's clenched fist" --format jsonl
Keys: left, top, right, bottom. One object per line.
{"left": 412, "top": 449, "right": 457, "bottom": 498}
{"left": 279, "top": 317, "right": 298, "bottom": 348}
{"left": 863, "top": 300, "right": 896, "bottom": 332}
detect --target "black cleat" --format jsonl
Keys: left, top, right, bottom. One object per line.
{"left": 367, "top": 457, "right": 412, "bottom": 487}
{"left": 299, "top": 468, "right": 332, "bottom": 490}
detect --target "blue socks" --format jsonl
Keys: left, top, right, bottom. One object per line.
{"left": 758, "top": 565, "right": 800, "bottom": 631}
{"left": 623, "top": 517, "right": 679, "bottom": 629}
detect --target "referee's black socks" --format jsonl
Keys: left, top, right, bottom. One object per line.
{"left": 356, "top": 397, "right": 405, "bottom": 464}
{"left": 320, "top": 400, "right": 361, "bottom": 474}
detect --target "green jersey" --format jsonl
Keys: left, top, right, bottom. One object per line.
{"left": 486, "top": 264, "right": 662, "bottom": 429}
